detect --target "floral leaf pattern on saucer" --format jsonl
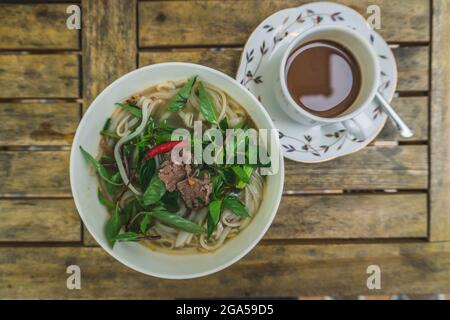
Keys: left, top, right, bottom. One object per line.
{"left": 373, "top": 105, "right": 383, "bottom": 120}
{"left": 279, "top": 129, "right": 364, "bottom": 157}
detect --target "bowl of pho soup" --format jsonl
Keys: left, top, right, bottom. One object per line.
{"left": 70, "top": 63, "right": 284, "bottom": 279}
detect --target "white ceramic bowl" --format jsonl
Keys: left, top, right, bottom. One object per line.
{"left": 70, "top": 63, "right": 284, "bottom": 279}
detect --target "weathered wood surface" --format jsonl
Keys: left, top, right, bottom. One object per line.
{"left": 139, "top": 0, "right": 430, "bottom": 47}
{"left": 430, "top": 0, "right": 450, "bottom": 241}
{"left": 268, "top": 193, "right": 427, "bottom": 239}
{"left": 82, "top": 0, "right": 137, "bottom": 109}
{"left": 0, "top": 54, "right": 79, "bottom": 98}
{"left": 2, "top": 242, "right": 450, "bottom": 298}
{"left": 285, "top": 145, "right": 428, "bottom": 190}
{"left": 394, "top": 46, "right": 429, "bottom": 92}
{"left": 0, "top": 199, "right": 80, "bottom": 242}
{"left": 0, "top": 103, "right": 79, "bottom": 146}
{"left": 0, "top": 0, "right": 444, "bottom": 298}
{"left": 0, "top": 151, "right": 70, "bottom": 196}
{"left": 139, "top": 46, "right": 429, "bottom": 92}
{"left": 0, "top": 3, "right": 79, "bottom": 50}
{"left": 139, "top": 49, "right": 242, "bottom": 78}
{"left": 378, "top": 97, "right": 428, "bottom": 141}
{"left": 83, "top": 225, "right": 98, "bottom": 246}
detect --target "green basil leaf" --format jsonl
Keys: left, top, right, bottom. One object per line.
{"left": 102, "top": 118, "right": 111, "bottom": 131}
{"left": 209, "top": 200, "right": 222, "bottom": 225}
{"left": 207, "top": 214, "right": 215, "bottom": 239}
{"left": 114, "top": 232, "right": 139, "bottom": 242}
{"left": 103, "top": 171, "right": 122, "bottom": 196}
{"left": 207, "top": 199, "right": 222, "bottom": 237}
{"left": 167, "top": 76, "right": 198, "bottom": 111}
{"left": 138, "top": 158, "right": 156, "bottom": 190}
{"left": 142, "top": 174, "right": 166, "bottom": 206}
{"left": 80, "top": 146, "right": 122, "bottom": 186}
{"left": 122, "top": 199, "right": 140, "bottom": 226}
{"left": 105, "top": 205, "right": 122, "bottom": 247}
{"left": 219, "top": 117, "right": 229, "bottom": 131}
{"left": 233, "top": 119, "right": 246, "bottom": 130}
{"left": 149, "top": 209, "right": 206, "bottom": 234}
{"left": 140, "top": 214, "right": 151, "bottom": 234}
{"left": 223, "top": 195, "right": 250, "bottom": 217}
{"left": 211, "top": 175, "right": 224, "bottom": 197}
{"left": 97, "top": 188, "right": 115, "bottom": 210}
{"left": 231, "top": 165, "right": 253, "bottom": 188}
{"left": 161, "top": 191, "right": 181, "bottom": 212}
{"left": 198, "top": 82, "right": 219, "bottom": 126}
{"left": 115, "top": 102, "right": 142, "bottom": 117}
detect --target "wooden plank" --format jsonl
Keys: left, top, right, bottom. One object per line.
{"left": 267, "top": 193, "right": 427, "bottom": 239}
{"left": 285, "top": 145, "right": 428, "bottom": 190}
{"left": 0, "top": 151, "right": 70, "bottom": 196}
{"left": 83, "top": 225, "right": 98, "bottom": 246}
{"left": 430, "top": 0, "right": 450, "bottom": 241}
{"left": 0, "top": 103, "right": 79, "bottom": 146}
{"left": 139, "top": 49, "right": 242, "bottom": 77}
{"left": 82, "top": 0, "right": 137, "bottom": 109}
{"left": 139, "top": 46, "right": 428, "bottom": 92}
{"left": 394, "top": 46, "right": 429, "bottom": 92}
{"left": 139, "top": 0, "right": 429, "bottom": 47}
{"left": 378, "top": 97, "right": 428, "bottom": 141}
{"left": 0, "top": 54, "right": 79, "bottom": 98}
{"left": 0, "top": 199, "right": 80, "bottom": 242}
{"left": 0, "top": 4, "right": 79, "bottom": 49}
{"left": 2, "top": 242, "right": 450, "bottom": 298}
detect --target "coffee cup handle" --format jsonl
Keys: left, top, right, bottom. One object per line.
{"left": 342, "top": 119, "right": 367, "bottom": 141}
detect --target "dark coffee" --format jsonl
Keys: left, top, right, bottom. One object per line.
{"left": 285, "top": 40, "right": 361, "bottom": 118}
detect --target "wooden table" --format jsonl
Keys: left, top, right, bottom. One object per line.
{"left": 0, "top": 0, "right": 449, "bottom": 299}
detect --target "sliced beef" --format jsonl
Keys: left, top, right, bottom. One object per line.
{"left": 177, "top": 177, "right": 213, "bottom": 209}
{"left": 158, "top": 157, "right": 192, "bottom": 192}
{"left": 158, "top": 156, "right": 212, "bottom": 208}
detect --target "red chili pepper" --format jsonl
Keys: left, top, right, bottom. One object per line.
{"left": 145, "top": 140, "right": 188, "bottom": 159}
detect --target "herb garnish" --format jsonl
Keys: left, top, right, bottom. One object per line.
{"left": 167, "top": 76, "right": 198, "bottom": 111}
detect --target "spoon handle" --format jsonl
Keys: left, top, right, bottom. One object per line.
{"left": 375, "top": 92, "right": 413, "bottom": 138}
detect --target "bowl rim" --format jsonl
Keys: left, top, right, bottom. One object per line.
{"left": 70, "top": 62, "right": 284, "bottom": 279}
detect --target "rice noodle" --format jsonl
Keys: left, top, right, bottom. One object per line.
{"left": 205, "top": 84, "right": 227, "bottom": 121}
{"left": 221, "top": 209, "right": 242, "bottom": 228}
{"left": 199, "top": 226, "right": 232, "bottom": 251}
{"left": 178, "top": 110, "right": 194, "bottom": 128}
{"left": 175, "top": 207, "right": 208, "bottom": 248}
{"left": 113, "top": 97, "right": 160, "bottom": 195}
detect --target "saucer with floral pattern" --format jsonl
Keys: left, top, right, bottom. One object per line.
{"left": 236, "top": 2, "right": 397, "bottom": 162}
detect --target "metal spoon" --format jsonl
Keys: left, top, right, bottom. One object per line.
{"left": 375, "top": 92, "right": 413, "bottom": 138}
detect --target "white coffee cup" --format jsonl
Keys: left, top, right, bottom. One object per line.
{"left": 274, "top": 25, "right": 380, "bottom": 141}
